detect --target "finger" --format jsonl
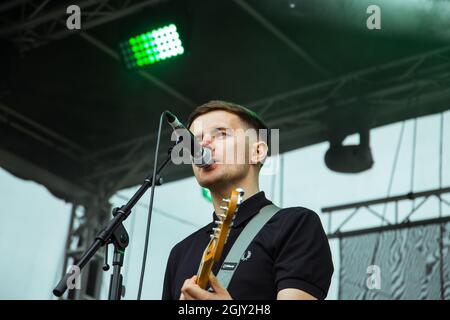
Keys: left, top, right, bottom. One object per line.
{"left": 183, "top": 283, "right": 210, "bottom": 300}
{"left": 180, "top": 278, "right": 190, "bottom": 292}
{"left": 181, "top": 285, "right": 195, "bottom": 300}
{"left": 181, "top": 275, "right": 197, "bottom": 292}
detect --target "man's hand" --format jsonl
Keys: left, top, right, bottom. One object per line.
{"left": 179, "top": 274, "right": 233, "bottom": 300}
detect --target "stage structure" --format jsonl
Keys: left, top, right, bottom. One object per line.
{"left": 0, "top": 0, "right": 450, "bottom": 299}
{"left": 322, "top": 115, "right": 450, "bottom": 299}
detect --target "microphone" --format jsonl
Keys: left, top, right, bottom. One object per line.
{"left": 164, "top": 110, "right": 214, "bottom": 168}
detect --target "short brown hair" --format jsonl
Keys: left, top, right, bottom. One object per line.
{"left": 187, "top": 100, "right": 270, "bottom": 161}
{"left": 187, "top": 100, "right": 268, "bottom": 132}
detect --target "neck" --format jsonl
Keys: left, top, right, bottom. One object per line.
{"left": 209, "top": 176, "right": 260, "bottom": 216}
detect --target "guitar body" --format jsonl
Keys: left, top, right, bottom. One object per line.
{"left": 196, "top": 188, "right": 244, "bottom": 290}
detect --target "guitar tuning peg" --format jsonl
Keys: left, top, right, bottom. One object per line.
{"left": 222, "top": 198, "right": 230, "bottom": 203}
{"left": 214, "top": 220, "right": 223, "bottom": 225}
{"left": 210, "top": 234, "right": 216, "bottom": 239}
{"left": 220, "top": 205, "right": 228, "bottom": 211}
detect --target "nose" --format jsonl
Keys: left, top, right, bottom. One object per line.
{"left": 200, "top": 134, "right": 213, "bottom": 148}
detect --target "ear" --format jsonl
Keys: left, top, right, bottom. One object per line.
{"left": 250, "top": 141, "right": 268, "bottom": 165}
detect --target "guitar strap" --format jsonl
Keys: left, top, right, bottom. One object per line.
{"left": 216, "top": 203, "right": 282, "bottom": 289}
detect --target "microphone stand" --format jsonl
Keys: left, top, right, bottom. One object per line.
{"left": 53, "top": 143, "right": 175, "bottom": 300}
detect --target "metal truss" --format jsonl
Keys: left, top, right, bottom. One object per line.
{"left": 2, "top": 2, "right": 450, "bottom": 195}
{"left": 2, "top": 2, "right": 449, "bottom": 196}
{"left": 322, "top": 187, "right": 450, "bottom": 239}
{"left": 2, "top": 46, "right": 450, "bottom": 195}
{"left": 0, "top": 0, "right": 166, "bottom": 52}
{"left": 247, "top": 45, "right": 450, "bottom": 126}
{"left": 0, "top": 102, "right": 89, "bottom": 162}
{"left": 60, "top": 197, "right": 111, "bottom": 300}
{"left": 232, "top": 0, "right": 330, "bottom": 78}
{"left": 75, "top": 46, "right": 450, "bottom": 187}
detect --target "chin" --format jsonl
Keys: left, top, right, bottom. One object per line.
{"left": 196, "top": 164, "right": 224, "bottom": 188}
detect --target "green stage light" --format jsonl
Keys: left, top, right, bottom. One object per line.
{"left": 120, "top": 23, "right": 184, "bottom": 69}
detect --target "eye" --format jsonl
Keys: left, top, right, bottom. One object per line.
{"left": 216, "top": 130, "right": 229, "bottom": 138}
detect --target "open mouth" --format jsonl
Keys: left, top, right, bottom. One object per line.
{"left": 201, "top": 162, "right": 218, "bottom": 171}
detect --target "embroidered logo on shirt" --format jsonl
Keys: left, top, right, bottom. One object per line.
{"left": 241, "top": 250, "right": 252, "bottom": 261}
{"left": 220, "top": 250, "right": 252, "bottom": 271}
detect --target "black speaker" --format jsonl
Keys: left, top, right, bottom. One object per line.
{"left": 325, "top": 130, "right": 374, "bottom": 173}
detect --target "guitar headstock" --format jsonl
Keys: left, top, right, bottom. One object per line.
{"left": 210, "top": 188, "right": 245, "bottom": 257}
{"left": 196, "top": 188, "right": 245, "bottom": 289}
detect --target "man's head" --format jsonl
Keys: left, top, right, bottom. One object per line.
{"left": 187, "top": 100, "right": 269, "bottom": 191}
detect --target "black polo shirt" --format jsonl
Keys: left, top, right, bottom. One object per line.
{"left": 162, "top": 191, "right": 333, "bottom": 300}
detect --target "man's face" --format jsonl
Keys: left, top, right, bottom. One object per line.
{"left": 189, "top": 110, "right": 257, "bottom": 189}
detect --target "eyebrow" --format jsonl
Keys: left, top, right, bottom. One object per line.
{"left": 194, "top": 127, "right": 231, "bottom": 139}
{"left": 213, "top": 127, "right": 230, "bottom": 133}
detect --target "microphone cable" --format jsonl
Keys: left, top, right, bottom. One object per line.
{"left": 137, "top": 111, "right": 166, "bottom": 300}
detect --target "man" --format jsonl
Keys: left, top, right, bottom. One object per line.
{"left": 162, "top": 100, "right": 333, "bottom": 300}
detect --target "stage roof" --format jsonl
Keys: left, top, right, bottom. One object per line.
{"left": 1, "top": 0, "right": 449, "bottom": 203}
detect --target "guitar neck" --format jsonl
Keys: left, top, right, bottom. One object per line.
{"left": 194, "top": 188, "right": 244, "bottom": 290}
{"left": 196, "top": 256, "right": 215, "bottom": 289}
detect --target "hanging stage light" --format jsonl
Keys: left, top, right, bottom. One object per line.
{"left": 119, "top": 23, "right": 185, "bottom": 69}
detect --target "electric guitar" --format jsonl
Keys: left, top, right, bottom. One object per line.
{"left": 196, "top": 188, "right": 245, "bottom": 289}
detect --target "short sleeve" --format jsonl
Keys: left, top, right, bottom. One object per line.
{"left": 273, "top": 208, "right": 334, "bottom": 299}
